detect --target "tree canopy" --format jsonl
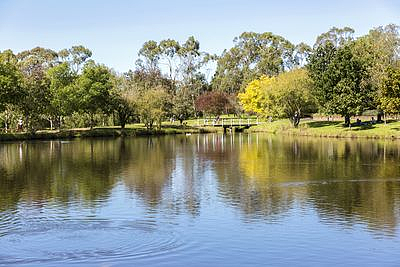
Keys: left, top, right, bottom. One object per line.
{"left": 239, "top": 69, "right": 315, "bottom": 126}
{"left": 212, "top": 32, "right": 310, "bottom": 93}
{"left": 308, "top": 42, "right": 374, "bottom": 125}
{"left": 0, "top": 50, "right": 22, "bottom": 111}
{"left": 73, "top": 63, "right": 114, "bottom": 128}
{"left": 379, "top": 66, "right": 400, "bottom": 116}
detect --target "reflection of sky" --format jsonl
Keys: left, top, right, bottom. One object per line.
{"left": 0, "top": 0, "right": 399, "bottom": 72}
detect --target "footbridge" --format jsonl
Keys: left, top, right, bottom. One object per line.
{"left": 197, "top": 118, "right": 260, "bottom": 133}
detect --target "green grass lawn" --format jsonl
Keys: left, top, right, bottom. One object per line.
{"left": 3, "top": 117, "right": 400, "bottom": 141}
{"left": 249, "top": 119, "right": 400, "bottom": 138}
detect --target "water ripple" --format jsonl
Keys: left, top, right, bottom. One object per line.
{"left": 0, "top": 217, "right": 188, "bottom": 266}
{"left": 0, "top": 209, "right": 20, "bottom": 238}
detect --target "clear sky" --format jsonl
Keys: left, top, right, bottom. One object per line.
{"left": 0, "top": 0, "right": 399, "bottom": 72}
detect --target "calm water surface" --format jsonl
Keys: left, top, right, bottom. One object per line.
{"left": 0, "top": 134, "right": 400, "bottom": 266}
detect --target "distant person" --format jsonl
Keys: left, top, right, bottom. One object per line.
{"left": 371, "top": 117, "right": 376, "bottom": 124}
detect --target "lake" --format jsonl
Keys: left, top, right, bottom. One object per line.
{"left": 0, "top": 134, "right": 400, "bottom": 266}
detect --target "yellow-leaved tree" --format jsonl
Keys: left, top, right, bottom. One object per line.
{"left": 239, "top": 69, "right": 316, "bottom": 127}
{"left": 238, "top": 75, "right": 274, "bottom": 115}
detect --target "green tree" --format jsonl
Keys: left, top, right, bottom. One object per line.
{"left": 172, "top": 86, "right": 195, "bottom": 124}
{"left": 178, "top": 36, "right": 201, "bottom": 82}
{"left": 353, "top": 24, "right": 400, "bottom": 120}
{"left": 212, "top": 32, "right": 302, "bottom": 93}
{"left": 16, "top": 47, "right": 58, "bottom": 132}
{"left": 74, "top": 63, "right": 113, "bottom": 129}
{"left": 110, "top": 74, "right": 136, "bottom": 129}
{"left": 0, "top": 50, "right": 23, "bottom": 132}
{"left": 159, "top": 39, "right": 180, "bottom": 92}
{"left": 137, "top": 37, "right": 208, "bottom": 116}
{"left": 379, "top": 66, "right": 400, "bottom": 120}
{"left": 46, "top": 62, "right": 77, "bottom": 129}
{"left": 308, "top": 43, "right": 373, "bottom": 126}
{"left": 0, "top": 50, "right": 23, "bottom": 111}
{"left": 294, "top": 42, "right": 312, "bottom": 67}
{"left": 265, "top": 69, "right": 316, "bottom": 127}
{"left": 177, "top": 36, "right": 209, "bottom": 102}
{"left": 314, "top": 26, "right": 355, "bottom": 48}
{"left": 137, "top": 40, "right": 161, "bottom": 75}
{"left": 136, "top": 87, "right": 171, "bottom": 129}
{"left": 17, "top": 47, "right": 58, "bottom": 72}
{"left": 0, "top": 104, "right": 21, "bottom": 132}
{"left": 58, "top": 45, "right": 93, "bottom": 73}
{"left": 19, "top": 64, "right": 51, "bottom": 133}
{"left": 128, "top": 68, "right": 172, "bottom": 93}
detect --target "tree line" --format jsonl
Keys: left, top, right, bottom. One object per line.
{"left": 0, "top": 24, "right": 399, "bottom": 132}
{"left": 239, "top": 25, "right": 400, "bottom": 126}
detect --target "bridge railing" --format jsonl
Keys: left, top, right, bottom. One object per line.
{"left": 197, "top": 118, "right": 260, "bottom": 127}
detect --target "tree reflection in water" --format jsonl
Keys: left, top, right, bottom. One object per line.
{"left": 0, "top": 134, "right": 400, "bottom": 235}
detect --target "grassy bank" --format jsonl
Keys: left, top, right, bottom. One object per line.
{"left": 5, "top": 118, "right": 400, "bottom": 142}
{"left": 248, "top": 119, "right": 400, "bottom": 139}
{"left": 0, "top": 123, "right": 221, "bottom": 142}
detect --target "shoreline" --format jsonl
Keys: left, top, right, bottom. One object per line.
{"left": 2, "top": 119, "right": 400, "bottom": 142}
{"left": 248, "top": 128, "right": 400, "bottom": 140}
{"left": 246, "top": 119, "right": 400, "bottom": 140}
{"left": 0, "top": 126, "right": 220, "bottom": 142}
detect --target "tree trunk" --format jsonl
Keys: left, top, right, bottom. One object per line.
{"left": 59, "top": 116, "right": 62, "bottom": 130}
{"left": 120, "top": 119, "right": 126, "bottom": 136}
{"left": 344, "top": 115, "right": 351, "bottom": 127}
{"left": 377, "top": 112, "right": 383, "bottom": 122}
{"left": 26, "top": 115, "right": 35, "bottom": 134}
{"left": 384, "top": 112, "right": 387, "bottom": 125}
{"left": 90, "top": 114, "right": 94, "bottom": 130}
{"left": 4, "top": 110, "right": 9, "bottom": 133}
{"left": 293, "top": 117, "right": 300, "bottom": 128}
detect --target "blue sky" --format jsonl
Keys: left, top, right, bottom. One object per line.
{"left": 0, "top": 0, "right": 399, "bottom": 72}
